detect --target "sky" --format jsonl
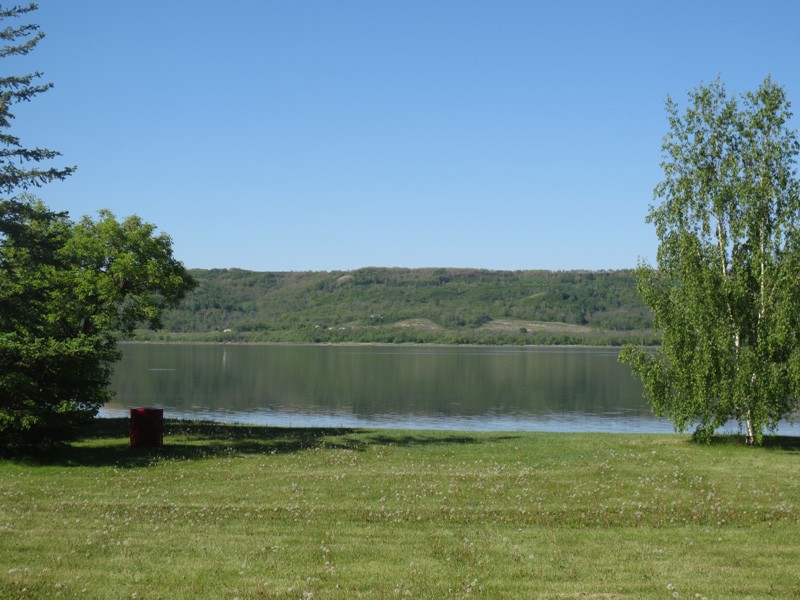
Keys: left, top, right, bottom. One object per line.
{"left": 9, "top": 1, "right": 800, "bottom": 272}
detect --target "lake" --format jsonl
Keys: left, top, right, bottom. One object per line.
{"left": 102, "top": 343, "right": 800, "bottom": 434}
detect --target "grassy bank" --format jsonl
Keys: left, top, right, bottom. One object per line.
{"left": 2, "top": 420, "right": 798, "bottom": 599}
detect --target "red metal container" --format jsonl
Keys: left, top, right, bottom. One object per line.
{"left": 130, "top": 408, "right": 164, "bottom": 449}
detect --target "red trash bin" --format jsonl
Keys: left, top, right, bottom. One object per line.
{"left": 130, "top": 408, "right": 164, "bottom": 449}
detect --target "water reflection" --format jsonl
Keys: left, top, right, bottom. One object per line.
{"left": 102, "top": 344, "right": 799, "bottom": 434}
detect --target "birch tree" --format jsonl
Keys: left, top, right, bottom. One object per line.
{"left": 620, "top": 77, "right": 800, "bottom": 444}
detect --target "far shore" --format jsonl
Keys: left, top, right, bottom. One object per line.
{"left": 120, "top": 339, "right": 653, "bottom": 350}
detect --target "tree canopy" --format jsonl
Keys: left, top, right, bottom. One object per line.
{"left": 0, "top": 3, "right": 194, "bottom": 452}
{"left": 620, "top": 77, "right": 800, "bottom": 444}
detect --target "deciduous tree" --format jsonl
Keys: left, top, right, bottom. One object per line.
{"left": 620, "top": 77, "right": 800, "bottom": 444}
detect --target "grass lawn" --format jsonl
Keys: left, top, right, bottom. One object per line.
{"left": 1, "top": 419, "right": 799, "bottom": 599}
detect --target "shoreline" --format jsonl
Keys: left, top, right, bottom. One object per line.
{"left": 119, "top": 339, "right": 652, "bottom": 350}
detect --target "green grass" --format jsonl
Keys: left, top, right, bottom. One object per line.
{"left": 2, "top": 420, "right": 799, "bottom": 599}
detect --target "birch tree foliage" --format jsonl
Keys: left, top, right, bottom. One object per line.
{"left": 620, "top": 77, "right": 800, "bottom": 444}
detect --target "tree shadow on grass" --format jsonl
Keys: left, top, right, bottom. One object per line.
{"left": 363, "top": 433, "right": 521, "bottom": 447}
{"left": 15, "top": 418, "right": 503, "bottom": 467}
{"left": 756, "top": 435, "right": 800, "bottom": 451}
{"left": 15, "top": 419, "right": 365, "bottom": 468}
{"left": 701, "top": 433, "right": 800, "bottom": 452}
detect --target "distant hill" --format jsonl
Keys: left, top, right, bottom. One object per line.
{"left": 136, "top": 267, "right": 657, "bottom": 346}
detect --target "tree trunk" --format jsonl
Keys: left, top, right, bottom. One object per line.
{"left": 745, "top": 410, "right": 755, "bottom": 445}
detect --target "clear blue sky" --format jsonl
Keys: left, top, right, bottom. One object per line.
{"left": 11, "top": 1, "right": 800, "bottom": 271}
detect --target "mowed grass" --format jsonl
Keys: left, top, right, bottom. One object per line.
{"left": 1, "top": 420, "right": 799, "bottom": 599}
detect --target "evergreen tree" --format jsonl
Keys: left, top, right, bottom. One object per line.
{"left": 1, "top": 2, "right": 74, "bottom": 195}
{"left": 0, "top": 4, "right": 195, "bottom": 452}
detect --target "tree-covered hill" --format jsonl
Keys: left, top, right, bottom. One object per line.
{"left": 136, "top": 267, "right": 657, "bottom": 345}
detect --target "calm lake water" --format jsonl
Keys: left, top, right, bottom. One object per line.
{"left": 102, "top": 343, "right": 800, "bottom": 434}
